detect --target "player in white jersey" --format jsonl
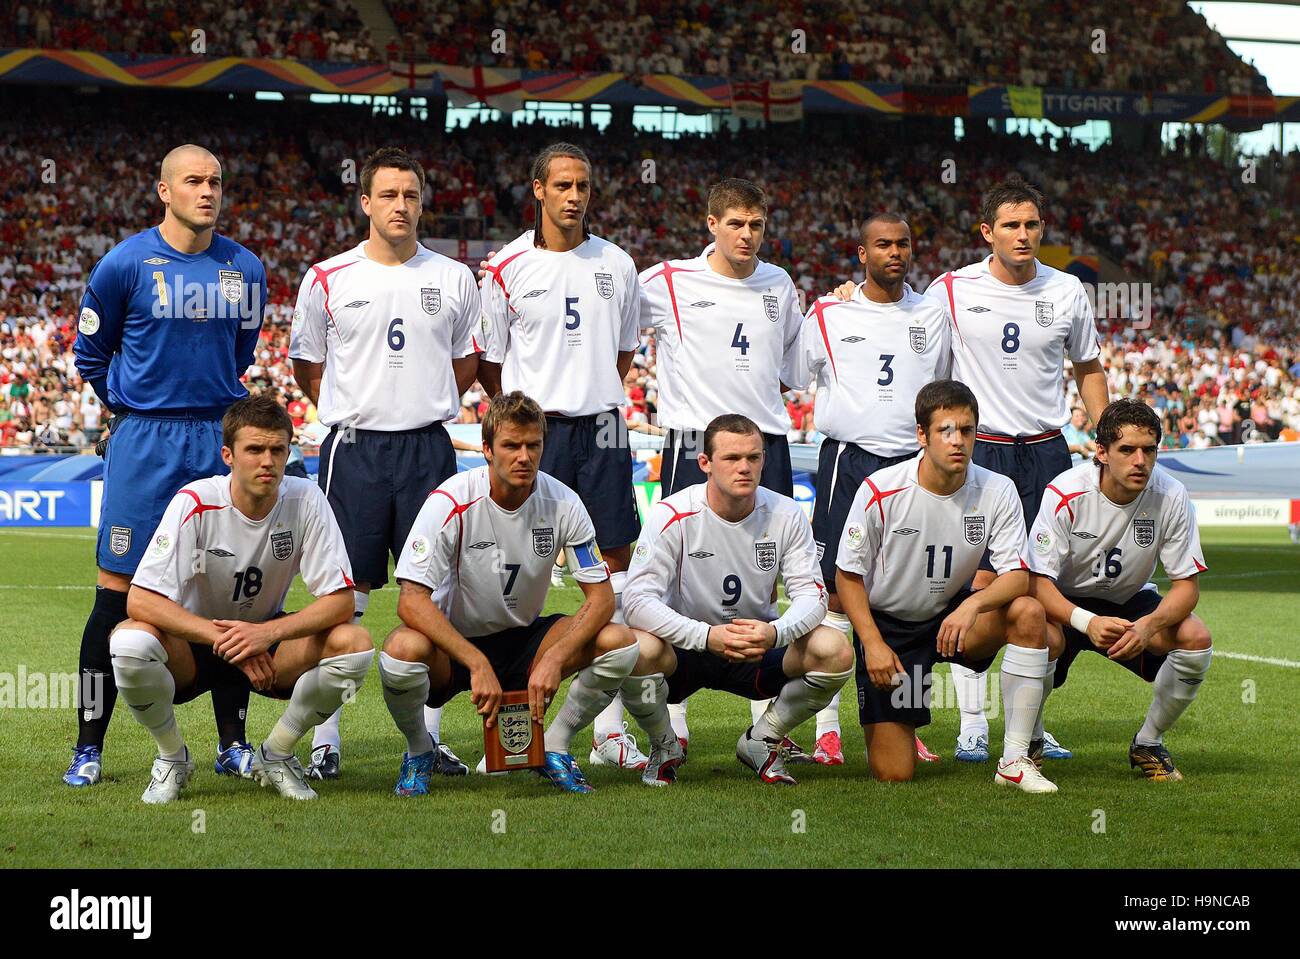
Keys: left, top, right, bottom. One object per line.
{"left": 835, "top": 380, "right": 1057, "bottom": 792}
{"left": 607, "top": 178, "right": 807, "bottom": 767}
{"left": 922, "top": 176, "right": 1108, "bottom": 763}
{"left": 478, "top": 142, "right": 646, "bottom": 769}
{"left": 619, "top": 414, "right": 853, "bottom": 786}
{"left": 1028, "top": 399, "right": 1212, "bottom": 781}
{"left": 803, "top": 212, "right": 953, "bottom": 765}
{"left": 109, "top": 396, "right": 374, "bottom": 803}
{"left": 379, "top": 392, "right": 640, "bottom": 795}
{"left": 290, "top": 148, "right": 482, "bottom": 779}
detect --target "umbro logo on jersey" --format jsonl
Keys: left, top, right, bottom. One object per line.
{"left": 840, "top": 335, "right": 865, "bottom": 343}
{"left": 143, "top": 256, "right": 170, "bottom": 265}
{"left": 1071, "top": 531, "right": 1098, "bottom": 539}
{"left": 966, "top": 305, "right": 991, "bottom": 313}
{"left": 342, "top": 300, "right": 370, "bottom": 309}
{"left": 892, "top": 528, "right": 919, "bottom": 536}
{"left": 521, "top": 289, "right": 547, "bottom": 299}
{"left": 689, "top": 301, "right": 715, "bottom": 308}
{"left": 206, "top": 548, "right": 235, "bottom": 557}
{"left": 469, "top": 541, "right": 495, "bottom": 550}
{"left": 687, "top": 550, "right": 714, "bottom": 559}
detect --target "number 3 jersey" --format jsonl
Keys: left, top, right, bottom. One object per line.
{"left": 288, "top": 242, "right": 482, "bottom": 430}
{"left": 131, "top": 475, "right": 355, "bottom": 623}
{"left": 835, "top": 454, "right": 1029, "bottom": 622}
{"left": 622, "top": 483, "right": 828, "bottom": 651}
{"left": 1027, "top": 461, "right": 1207, "bottom": 603}
{"left": 395, "top": 466, "right": 608, "bottom": 637}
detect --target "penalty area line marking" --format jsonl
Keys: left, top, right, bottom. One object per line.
{"left": 1212, "top": 651, "right": 1300, "bottom": 669}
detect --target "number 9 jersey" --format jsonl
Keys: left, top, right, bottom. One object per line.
{"left": 131, "top": 475, "right": 355, "bottom": 623}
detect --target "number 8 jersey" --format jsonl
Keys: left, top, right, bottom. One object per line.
{"left": 289, "top": 242, "right": 483, "bottom": 430}
{"left": 131, "top": 475, "right": 355, "bottom": 623}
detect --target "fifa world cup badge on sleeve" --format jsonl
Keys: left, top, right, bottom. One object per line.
{"left": 483, "top": 690, "right": 545, "bottom": 772}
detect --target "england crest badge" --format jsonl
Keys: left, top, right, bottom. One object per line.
{"left": 909, "top": 326, "right": 927, "bottom": 353}
{"left": 421, "top": 287, "right": 441, "bottom": 315}
{"left": 964, "top": 514, "right": 986, "bottom": 546}
{"left": 1132, "top": 517, "right": 1155, "bottom": 548}
{"left": 497, "top": 701, "right": 533, "bottom": 754}
{"left": 594, "top": 273, "right": 614, "bottom": 299}
{"left": 532, "top": 527, "right": 555, "bottom": 557}
{"left": 755, "top": 540, "right": 777, "bottom": 571}
{"left": 763, "top": 294, "right": 779, "bottom": 322}
{"left": 1034, "top": 300, "right": 1054, "bottom": 328}
{"left": 110, "top": 526, "right": 132, "bottom": 556}
{"left": 271, "top": 529, "right": 294, "bottom": 561}
{"left": 218, "top": 270, "right": 244, "bottom": 305}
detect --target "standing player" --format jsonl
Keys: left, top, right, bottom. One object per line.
{"left": 110, "top": 396, "right": 373, "bottom": 802}
{"left": 66, "top": 144, "right": 267, "bottom": 787}
{"left": 378, "top": 392, "right": 639, "bottom": 794}
{"left": 477, "top": 143, "right": 645, "bottom": 770}
{"left": 1028, "top": 399, "right": 1213, "bottom": 780}
{"left": 619, "top": 414, "right": 852, "bottom": 786}
{"left": 923, "top": 175, "right": 1107, "bottom": 762}
{"left": 289, "top": 147, "right": 482, "bottom": 779}
{"left": 613, "top": 177, "right": 805, "bottom": 764}
{"left": 835, "top": 381, "right": 1056, "bottom": 791}
{"left": 801, "top": 212, "right": 952, "bottom": 764}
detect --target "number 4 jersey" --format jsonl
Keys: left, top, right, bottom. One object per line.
{"left": 835, "top": 454, "right": 1029, "bottom": 622}
{"left": 395, "top": 466, "right": 609, "bottom": 637}
{"left": 131, "top": 475, "right": 355, "bottom": 623}
{"left": 289, "top": 242, "right": 483, "bottom": 430}
{"left": 622, "top": 483, "right": 828, "bottom": 650}
{"left": 1027, "top": 461, "right": 1207, "bottom": 603}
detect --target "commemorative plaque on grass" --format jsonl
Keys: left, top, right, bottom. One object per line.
{"left": 483, "top": 690, "right": 545, "bottom": 772}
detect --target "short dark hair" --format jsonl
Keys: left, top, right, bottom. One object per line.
{"left": 859, "top": 211, "right": 909, "bottom": 245}
{"left": 360, "top": 147, "right": 426, "bottom": 197}
{"left": 708, "top": 178, "right": 767, "bottom": 220}
{"left": 482, "top": 391, "right": 547, "bottom": 448}
{"left": 980, "top": 174, "right": 1046, "bottom": 228}
{"left": 703, "top": 413, "right": 762, "bottom": 458}
{"left": 222, "top": 394, "right": 293, "bottom": 449}
{"left": 531, "top": 142, "right": 592, "bottom": 246}
{"left": 915, "top": 379, "right": 979, "bottom": 431}
{"left": 1096, "top": 398, "right": 1162, "bottom": 449}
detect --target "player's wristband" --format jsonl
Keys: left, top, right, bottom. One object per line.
{"left": 1069, "top": 606, "right": 1096, "bottom": 634}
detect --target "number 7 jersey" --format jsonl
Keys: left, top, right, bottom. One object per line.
{"left": 131, "top": 475, "right": 355, "bottom": 623}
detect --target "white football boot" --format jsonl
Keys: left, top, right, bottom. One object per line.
{"left": 251, "top": 745, "right": 318, "bottom": 800}
{"left": 588, "top": 722, "right": 649, "bottom": 770}
{"left": 736, "top": 727, "right": 797, "bottom": 785}
{"left": 994, "top": 755, "right": 1059, "bottom": 794}
{"left": 141, "top": 749, "right": 196, "bottom": 805}
{"left": 641, "top": 733, "right": 685, "bottom": 787}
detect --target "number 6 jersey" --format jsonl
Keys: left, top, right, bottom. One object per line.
{"left": 622, "top": 483, "right": 827, "bottom": 651}
{"left": 131, "top": 475, "right": 355, "bottom": 623}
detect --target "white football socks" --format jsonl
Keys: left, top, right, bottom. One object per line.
{"left": 750, "top": 697, "right": 774, "bottom": 723}
{"left": 668, "top": 701, "right": 689, "bottom": 742}
{"left": 1033, "top": 659, "right": 1057, "bottom": 741}
{"left": 620, "top": 672, "right": 674, "bottom": 743}
{"left": 999, "top": 645, "right": 1049, "bottom": 761}
{"left": 311, "top": 590, "right": 369, "bottom": 751}
{"left": 951, "top": 661, "right": 990, "bottom": 739}
{"left": 263, "top": 650, "right": 372, "bottom": 759}
{"left": 544, "top": 642, "right": 640, "bottom": 753}
{"left": 751, "top": 668, "right": 853, "bottom": 743}
{"left": 424, "top": 705, "right": 443, "bottom": 742}
{"left": 1136, "top": 647, "right": 1212, "bottom": 746}
{"left": 110, "top": 628, "right": 185, "bottom": 761}
{"left": 592, "top": 571, "right": 630, "bottom": 739}
{"left": 814, "top": 610, "right": 852, "bottom": 738}
{"left": 380, "top": 652, "right": 435, "bottom": 756}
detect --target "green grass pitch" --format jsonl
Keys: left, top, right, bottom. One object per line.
{"left": 1, "top": 526, "right": 1297, "bottom": 868}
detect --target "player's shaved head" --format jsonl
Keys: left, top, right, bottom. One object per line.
{"left": 859, "top": 212, "right": 909, "bottom": 245}
{"left": 160, "top": 144, "right": 220, "bottom": 185}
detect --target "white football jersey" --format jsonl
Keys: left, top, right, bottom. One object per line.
{"left": 481, "top": 231, "right": 642, "bottom": 415}
{"left": 924, "top": 256, "right": 1100, "bottom": 436}
{"left": 836, "top": 454, "right": 1029, "bottom": 622}
{"left": 796, "top": 283, "right": 953, "bottom": 455}
{"left": 1028, "top": 461, "right": 1207, "bottom": 603}
{"left": 288, "top": 241, "right": 482, "bottom": 430}
{"left": 639, "top": 245, "right": 803, "bottom": 434}
{"left": 395, "top": 467, "right": 608, "bottom": 637}
{"left": 623, "top": 483, "right": 827, "bottom": 651}
{"left": 132, "top": 475, "right": 354, "bottom": 623}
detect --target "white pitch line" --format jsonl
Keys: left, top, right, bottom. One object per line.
{"left": 1213, "top": 651, "right": 1300, "bottom": 669}
{"left": 0, "top": 530, "right": 96, "bottom": 540}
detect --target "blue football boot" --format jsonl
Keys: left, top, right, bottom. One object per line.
{"left": 954, "top": 732, "right": 990, "bottom": 763}
{"left": 394, "top": 751, "right": 436, "bottom": 797}
{"left": 538, "top": 752, "right": 595, "bottom": 794}
{"left": 63, "top": 745, "right": 102, "bottom": 787}
{"left": 214, "top": 740, "right": 255, "bottom": 778}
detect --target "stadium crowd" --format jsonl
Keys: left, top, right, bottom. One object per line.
{"left": 2, "top": 90, "right": 1297, "bottom": 452}
{"left": 0, "top": 0, "right": 1269, "bottom": 95}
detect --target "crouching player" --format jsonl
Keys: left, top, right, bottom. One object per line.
{"left": 836, "top": 380, "right": 1057, "bottom": 792}
{"left": 379, "top": 392, "right": 638, "bottom": 795}
{"left": 1028, "top": 398, "right": 1212, "bottom": 781}
{"left": 110, "top": 396, "right": 374, "bottom": 803}
{"left": 619, "top": 414, "right": 851, "bottom": 787}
